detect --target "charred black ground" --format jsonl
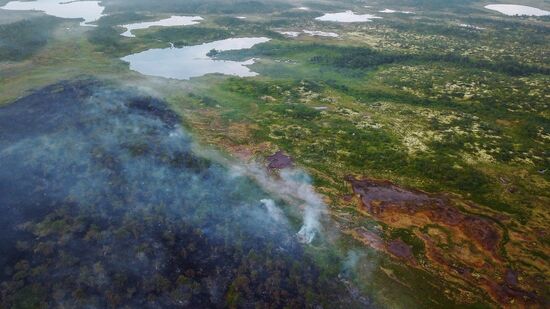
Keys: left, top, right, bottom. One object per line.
{"left": 0, "top": 79, "right": 367, "bottom": 308}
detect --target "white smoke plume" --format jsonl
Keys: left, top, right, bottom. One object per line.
{"left": 260, "top": 198, "right": 285, "bottom": 223}
{"left": 229, "top": 164, "right": 327, "bottom": 244}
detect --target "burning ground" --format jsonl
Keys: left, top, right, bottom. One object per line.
{"left": 0, "top": 79, "right": 367, "bottom": 308}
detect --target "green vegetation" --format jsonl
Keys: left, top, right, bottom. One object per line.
{"left": 0, "top": 16, "right": 59, "bottom": 61}
{"left": 183, "top": 72, "right": 546, "bottom": 220}
{"left": 143, "top": 27, "right": 231, "bottom": 47}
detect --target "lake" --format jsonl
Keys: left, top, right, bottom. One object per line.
{"left": 121, "top": 37, "right": 270, "bottom": 80}
{"left": 0, "top": 0, "right": 104, "bottom": 26}
{"left": 303, "top": 30, "right": 339, "bottom": 37}
{"left": 379, "top": 9, "right": 414, "bottom": 14}
{"left": 120, "top": 15, "right": 203, "bottom": 37}
{"left": 484, "top": 4, "right": 550, "bottom": 16}
{"left": 315, "top": 10, "right": 381, "bottom": 22}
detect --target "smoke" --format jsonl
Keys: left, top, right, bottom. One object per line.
{"left": 280, "top": 169, "right": 324, "bottom": 244}
{"left": 341, "top": 250, "right": 364, "bottom": 278}
{"left": 260, "top": 198, "right": 285, "bottom": 222}
{"left": 0, "top": 79, "right": 311, "bottom": 306}
{"left": 0, "top": 79, "right": 376, "bottom": 308}
{"left": 229, "top": 164, "right": 327, "bottom": 244}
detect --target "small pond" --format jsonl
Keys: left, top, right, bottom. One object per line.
{"left": 315, "top": 10, "right": 381, "bottom": 22}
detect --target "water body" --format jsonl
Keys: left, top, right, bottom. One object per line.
{"left": 0, "top": 0, "right": 104, "bottom": 26}
{"left": 278, "top": 30, "right": 339, "bottom": 38}
{"left": 120, "top": 15, "right": 203, "bottom": 37}
{"left": 303, "top": 30, "right": 339, "bottom": 37}
{"left": 316, "top": 10, "right": 381, "bottom": 22}
{"left": 278, "top": 31, "right": 301, "bottom": 37}
{"left": 484, "top": 4, "right": 550, "bottom": 16}
{"left": 121, "top": 37, "right": 270, "bottom": 80}
{"left": 379, "top": 9, "right": 414, "bottom": 14}
{"left": 0, "top": 79, "right": 364, "bottom": 308}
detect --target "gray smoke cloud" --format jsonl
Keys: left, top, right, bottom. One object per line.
{"left": 0, "top": 79, "right": 316, "bottom": 306}
{"left": 228, "top": 163, "right": 327, "bottom": 244}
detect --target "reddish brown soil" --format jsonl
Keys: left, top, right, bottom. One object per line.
{"left": 346, "top": 176, "right": 501, "bottom": 255}
{"left": 345, "top": 176, "right": 544, "bottom": 307}
{"left": 387, "top": 239, "right": 416, "bottom": 264}
{"left": 266, "top": 151, "right": 293, "bottom": 169}
{"left": 354, "top": 228, "right": 384, "bottom": 251}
